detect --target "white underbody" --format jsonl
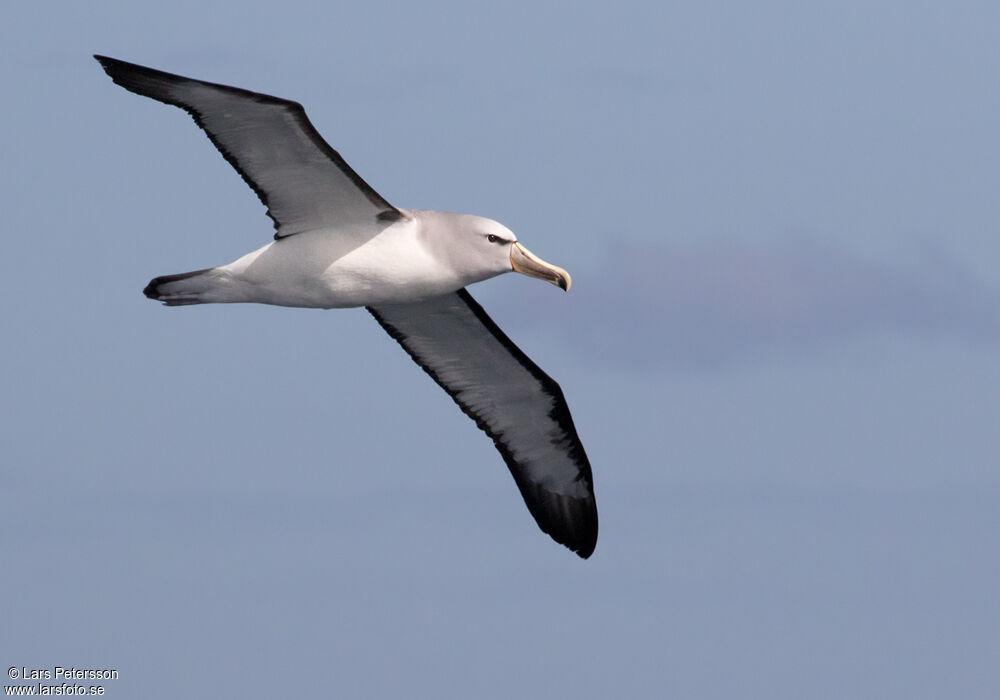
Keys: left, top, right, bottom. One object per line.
{"left": 186, "top": 210, "right": 510, "bottom": 308}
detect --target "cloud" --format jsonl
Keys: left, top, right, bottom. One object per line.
{"left": 500, "top": 239, "right": 1000, "bottom": 370}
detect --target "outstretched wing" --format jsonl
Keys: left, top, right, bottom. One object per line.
{"left": 368, "top": 289, "right": 598, "bottom": 558}
{"left": 94, "top": 55, "right": 402, "bottom": 238}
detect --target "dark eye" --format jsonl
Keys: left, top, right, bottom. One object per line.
{"left": 487, "top": 234, "right": 502, "bottom": 244}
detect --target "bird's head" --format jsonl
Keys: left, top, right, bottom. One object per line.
{"left": 450, "top": 214, "right": 572, "bottom": 291}
{"left": 418, "top": 212, "right": 571, "bottom": 291}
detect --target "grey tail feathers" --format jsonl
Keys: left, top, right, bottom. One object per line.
{"left": 143, "top": 268, "right": 215, "bottom": 306}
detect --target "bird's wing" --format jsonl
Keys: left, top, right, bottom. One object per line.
{"left": 368, "top": 289, "right": 598, "bottom": 558}
{"left": 94, "top": 55, "right": 402, "bottom": 239}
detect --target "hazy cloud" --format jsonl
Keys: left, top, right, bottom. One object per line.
{"left": 503, "top": 239, "right": 1000, "bottom": 369}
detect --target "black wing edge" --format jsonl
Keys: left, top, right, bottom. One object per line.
{"left": 92, "top": 55, "right": 402, "bottom": 236}
{"left": 368, "top": 289, "right": 598, "bottom": 558}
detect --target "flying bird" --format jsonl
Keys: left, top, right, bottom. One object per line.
{"left": 95, "top": 55, "right": 597, "bottom": 558}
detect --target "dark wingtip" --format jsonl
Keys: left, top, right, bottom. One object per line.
{"left": 143, "top": 278, "right": 159, "bottom": 299}
{"left": 93, "top": 54, "right": 120, "bottom": 75}
{"left": 517, "top": 480, "right": 598, "bottom": 559}
{"left": 559, "top": 504, "right": 598, "bottom": 559}
{"left": 568, "top": 530, "right": 597, "bottom": 559}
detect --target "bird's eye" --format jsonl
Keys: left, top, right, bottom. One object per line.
{"left": 487, "top": 234, "right": 502, "bottom": 244}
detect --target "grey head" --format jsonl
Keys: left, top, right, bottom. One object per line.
{"left": 416, "top": 211, "right": 572, "bottom": 291}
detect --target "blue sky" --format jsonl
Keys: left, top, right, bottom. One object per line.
{"left": 2, "top": 1, "right": 998, "bottom": 697}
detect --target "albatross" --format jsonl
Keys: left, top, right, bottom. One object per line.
{"left": 95, "top": 55, "right": 598, "bottom": 558}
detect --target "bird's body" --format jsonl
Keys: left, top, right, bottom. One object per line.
{"left": 154, "top": 211, "right": 518, "bottom": 308}
{"left": 96, "top": 55, "right": 598, "bottom": 558}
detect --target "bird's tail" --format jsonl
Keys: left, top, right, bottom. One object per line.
{"left": 143, "top": 268, "right": 217, "bottom": 306}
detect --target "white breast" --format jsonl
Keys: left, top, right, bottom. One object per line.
{"left": 217, "top": 217, "right": 464, "bottom": 308}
